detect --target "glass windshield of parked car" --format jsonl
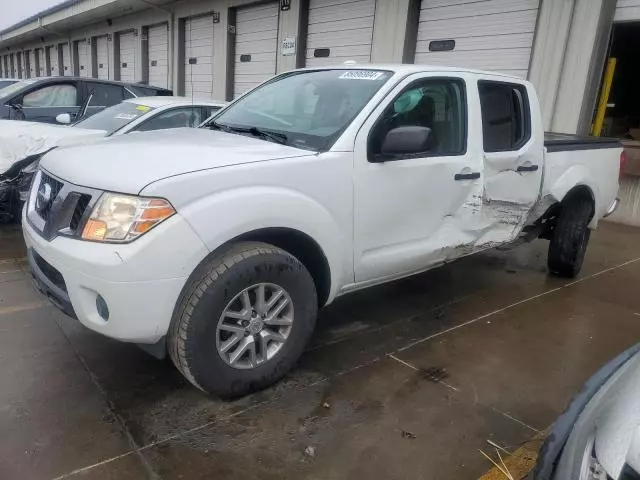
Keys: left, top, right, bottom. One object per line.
{"left": 207, "top": 69, "right": 393, "bottom": 151}
{"left": 74, "top": 102, "right": 157, "bottom": 135}
{"left": 0, "top": 79, "right": 38, "bottom": 100}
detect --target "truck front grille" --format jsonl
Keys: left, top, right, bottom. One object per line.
{"left": 27, "top": 170, "right": 100, "bottom": 241}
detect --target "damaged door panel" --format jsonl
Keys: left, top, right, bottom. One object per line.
{"left": 475, "top": 80, "right": 544, "bottom": 247}
{"left": 354, "top": 74, "right": 486, "bottom": 283}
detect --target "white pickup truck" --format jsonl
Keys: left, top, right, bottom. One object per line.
{"left": 22, "top": 65, "right": 622, "bottom": 396}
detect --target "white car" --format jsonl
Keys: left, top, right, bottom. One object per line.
{"left": 0, "top": 97, "right": 225, "bottom": 221}
{"left": 23, "top": 65, "right": 623, "bottom": 396}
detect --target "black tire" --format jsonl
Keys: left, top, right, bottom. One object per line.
{"left": 168, "top": 241, "right": 318, "bottom": 397}
{"left": 547, "top": 196, "right": 593, "bottom": 278}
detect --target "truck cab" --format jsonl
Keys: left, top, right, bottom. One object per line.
{"left": 22, "top": 65, "right": 622, "bottom": 396}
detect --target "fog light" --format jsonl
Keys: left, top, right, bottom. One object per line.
{"left": 96, "top": 295, "right": 109, "bottom": 321}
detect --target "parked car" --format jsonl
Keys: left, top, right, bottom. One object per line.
{"left": 0, "top": 97, "right": 224, "bottom": 222}
{"left": 22, "top": 65, "right": 623, "bottom": 397}
{"left": 0, "top": 77, "right": 172, "bottom": 124}
{"left": 0, "top": 78, "right": 19, "bottom": 89}
{"left": 534, "top": 344, "right": 640, "bottom": 480}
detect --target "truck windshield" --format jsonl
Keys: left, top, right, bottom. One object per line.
{"left": 207, "top": 69, "right": 393, "bottom": 151}
{"left": 74, "top": 102, "right": 156, "bottom": 135}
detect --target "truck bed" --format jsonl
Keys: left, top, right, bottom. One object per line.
{"left": 544, "top": 132, "right": 621, "bottom": 152}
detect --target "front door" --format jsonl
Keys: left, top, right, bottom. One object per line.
{"left": 476, "top": 78, "right": 543, "bottom": 245}
{"left": 18, "top": 82, "right": 81, "bottom": 124}
{"left": 353, "top": 74, "right": 485, "bottom": 284}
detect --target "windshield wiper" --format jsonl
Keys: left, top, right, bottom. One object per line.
{"left": 209, "top": 122, "right": 288, "bottom": 145}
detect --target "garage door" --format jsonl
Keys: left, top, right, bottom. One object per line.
{"left": 75, "top": 40, "right": 90, "bottom": 77}
{"left": 26, "top": 50, "right": 36, "bottom": 78}
{"left": 23, "top": 51, "right": 31, "bottom": 78}
{"left": 35, "top": 48, "right": 45, "bottom": 76}
{"left": 615, "top": 0, "right": 640, "bottom": 21}
{"left": 61, "top": 43, "right": 72, "bottom": 76}
{"left": 119, "top": 31, "right": 137, "bottom": 82}
{"left": 184, "top": 14, "right": 214, "bottom": 99}
{"left": 48, "top": 45, "right": 59, "bottom": 76}
{"left": 96, "top": 36, "right": 110, "bottom": 80}
{"left": 306, "top": 0, "right": 375, "bottom": 67}
{"left": 148, "top": 24, "right": 169, "bottom": 89}
{"left": 414, "top": 0, "right": 540, "bottom": 79}
{"left": 233, "top": 3, "right": 279, "bottom": 98}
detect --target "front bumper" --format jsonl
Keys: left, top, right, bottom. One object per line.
{"left": 23, "top": 212, "right": 209, "bottom": 344}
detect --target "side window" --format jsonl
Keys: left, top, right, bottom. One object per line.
{"left": 369, "top": 78, "right": 466, "bottom": 160}
{"left": 478, "top": 81, "right": 530, "bottom": 152}
{"left": 88, "top": 83, "right": 125, "bottom": 107}
{"left": 134, "top": 107, "right": 203, "bottom": 132}
{"left": 22, "top": 84, "right": 78, "bottom": 107}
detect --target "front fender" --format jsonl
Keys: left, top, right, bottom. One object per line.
{"left": 170, "top": 185, "right": 349, "bottom": 302}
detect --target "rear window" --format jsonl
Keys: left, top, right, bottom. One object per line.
{"left": 130, "top": 85, "right": 172, "bottom": 97}
{"left": 478, "top": 81, "right": 530, "bottom": 152}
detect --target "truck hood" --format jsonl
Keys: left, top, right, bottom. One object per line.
{"left": 39, "top": 128, "right": 314, "bottom": 194}
{"left": 0, "top": 120, "right": 106, "bottom": 174}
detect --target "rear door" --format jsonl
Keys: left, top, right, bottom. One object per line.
{"left": 83, "top": 82, "right": 126, "bottom": 118}
{"left": 18, "top": 81, "right": 82, "bottom": 123}
{"left": 477, "top": 78, "right": 543, "bottom": 244}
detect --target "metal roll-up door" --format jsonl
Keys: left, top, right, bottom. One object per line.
{"left": 148, "top": 24, "right": 169, "bottom": 88}
{"left": 16, "top": 53, "right": 24, "bottom": 78}
{"left": 25, "top": 50, "right": 35, "bottom": 78}
{"left": 0, "top": 59, "right": 3, "bottom": 78}
{"left": 96, "top": 36, "right": 110, "bottom": 80}
{"left": 61, "top": 43, "right": 72, "bottom": 76}
{"left": 615, "top": 0, "right": 640, "bottom": 21}
{"left": 48, "top": 45, "right": 59, "bottom": 76}
{"left": 10, "top": 54, "right": 16, "bottom": 77}
{"left": 36, "top": 48, "right": 45, "bottom": 76}
{"left": 414, "top": 0, "right": 540, "bottom": 79}
{"left": 119, "top": 31, "right": 137, "bottom": 82}
{"left": 306, "top": 0, "right": 375, "bottom": 67}
{"left": 23, "top": 51, "right": 31, "bottom": 78}
{"left": 184, "top": 14, "right": 214, "bottom": 99}
{"left": 76, "top": 39, "right": 90, "bottom": 77}
{"left": 233, "top": 2, "right": 279, "bottom": 98}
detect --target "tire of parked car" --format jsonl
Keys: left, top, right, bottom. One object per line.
{"left": 547, "top": 196, "right": 593, "bottom": 278}
{"left": 168, "top": 242, "right": 318, "bottom": 397}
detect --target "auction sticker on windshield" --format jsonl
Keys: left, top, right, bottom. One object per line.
{"left": 115, "top": 113, "right": 139, "bottom": 120}
{"left": 339, "top": 71, "right": 384, "bottom": 80}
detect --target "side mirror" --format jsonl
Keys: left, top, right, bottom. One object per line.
{"left": 380, "top": 126, "right": 432, "bottom": 156}
{"left": 56, "top": 113, "right": 72, "bottom": 125}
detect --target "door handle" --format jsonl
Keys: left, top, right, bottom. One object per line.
{"left": 516, "top": 164, "right": 539, "bottom": 172}
{"left": 454, "top": 172, "right": 480, "bottom": 181}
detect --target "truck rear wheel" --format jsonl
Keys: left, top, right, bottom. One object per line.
{"left": 547, "top": 196, "right": 593, "bottom": 278}
{"left": 168, "top": 242, "right": 318, "bottom": 397}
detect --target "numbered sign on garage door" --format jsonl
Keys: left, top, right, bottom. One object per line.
{"left": 119, "top": 31, "right": 137, "bottom": 82}
{"left": 148, "top": 24, "right": 169, "bottom": 89}
{"left": 414, "top": 0, "right": 540, "bottom": 79}
{"left": 184, "top": 14, "right": 214, "bottom": 99}
{"left": 233, "top": 2, "right": 279, "bottom": 98}
{"left": 96, "top": 35, "right": 110, "bottom": 79}
{"left": 61, "top": 43, "right": 72, "bottom": 76}
{"left": 306, "top": 0, "right": 375, "bottom": 67}
{"left": 76, "top": 39, "right": 90, "bottom": 77}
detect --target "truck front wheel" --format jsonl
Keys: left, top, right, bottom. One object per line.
{"left": 547, "top": 196, "right": 593, "bottom": 278}
{"left": 168, "top": 242, "right": 318, "bottom": 397}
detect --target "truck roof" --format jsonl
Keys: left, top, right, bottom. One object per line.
{"left": 295, "top": 63, "right": 526, "bottom": 81}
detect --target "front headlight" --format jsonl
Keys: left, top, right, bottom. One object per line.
{"left": 81, "top": 193, "right": 175, "bottom": 243}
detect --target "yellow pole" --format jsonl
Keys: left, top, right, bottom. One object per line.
{"left": 592, "top": 57, "right": 617, "bottom": 136}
